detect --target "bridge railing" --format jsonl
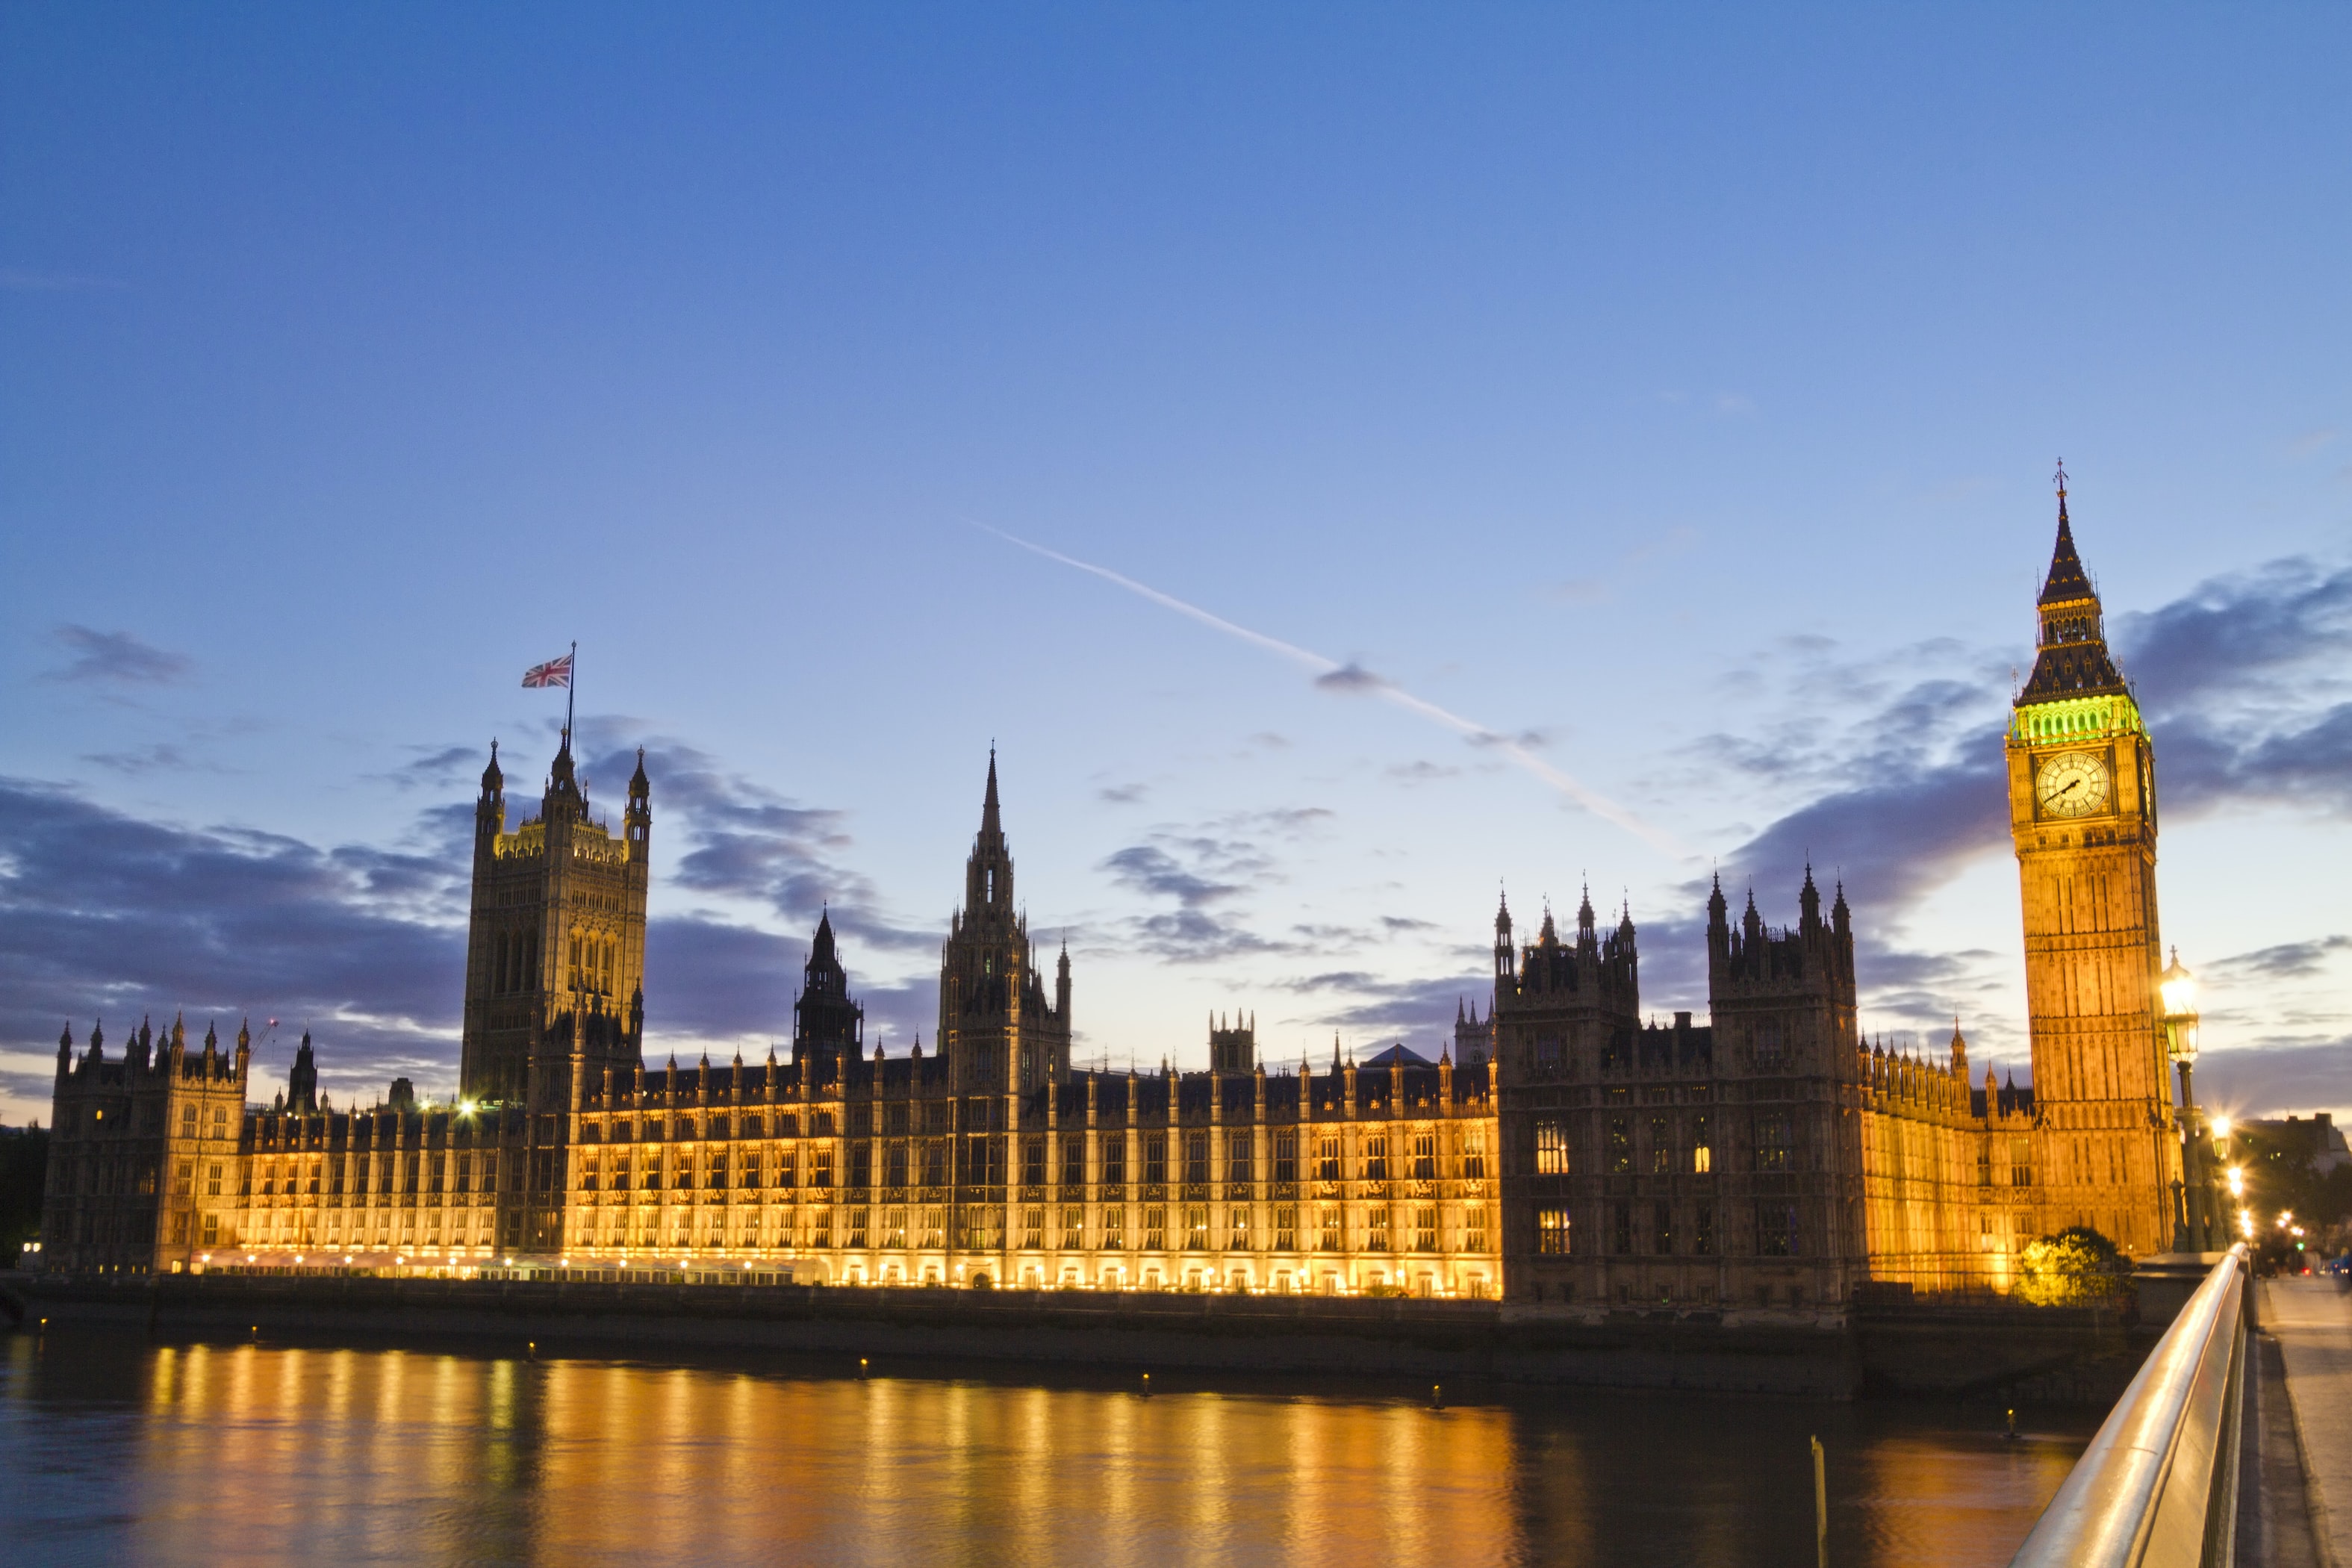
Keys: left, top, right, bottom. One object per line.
{"left": 2009, "top": 1242, "right": 2249, "bottom": 1568}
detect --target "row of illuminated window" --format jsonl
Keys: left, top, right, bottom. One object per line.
{"left": 571, "top": 1123, "right": 1486, "bottom": 1184}
{"left": 572, "top": 1126, "right": 1490, "bottom": 1190}
{"left": 131, "top": 1125, "right": 1495, "bottom": 1198}
{"left": 170, "top": 1152, "right": 515, "bottom": 1201}
{"left": 586, "top": 1203, "right": 1493, "bottom": 1256}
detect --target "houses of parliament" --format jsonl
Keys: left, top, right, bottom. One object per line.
{"left": 38, "top": 491, "right": 2187, "bottom": 1310}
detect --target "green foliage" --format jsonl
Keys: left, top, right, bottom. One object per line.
{"left": 2016, "top": 1225, "right": 2132, "bottom": 1306}
{"left": 0, "top": 1124, "right": 49, "bottom": 1268}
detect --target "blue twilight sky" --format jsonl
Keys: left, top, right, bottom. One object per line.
{"left": 4, "top": 5, "right": 2349, "bottom": 1124}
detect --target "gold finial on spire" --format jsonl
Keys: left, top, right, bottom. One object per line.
{"left": 2053, "top": 457, "right": 2068, "bottom": 499}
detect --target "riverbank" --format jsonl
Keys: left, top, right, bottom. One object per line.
{"left": 2, "top": 1272, "right": 2156, "bottom": 1403}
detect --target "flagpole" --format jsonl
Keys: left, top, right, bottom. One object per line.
{"left": 566, "top": 640, "right": 576, "bottom": 741}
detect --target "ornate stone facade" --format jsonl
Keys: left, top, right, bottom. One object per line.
{"left": 35, "top": 494, "right": 2176, "bottom": 1307}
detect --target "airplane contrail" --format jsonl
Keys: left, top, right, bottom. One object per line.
{"left": 979, "top": 524, "right": 1691, "bottom": 859}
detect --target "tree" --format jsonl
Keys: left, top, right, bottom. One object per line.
{"left": 2017, "top": 1225, "right": 2130, "bottom": 1306}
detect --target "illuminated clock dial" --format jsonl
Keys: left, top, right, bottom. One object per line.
{"left": 2035, "top": 751, "right": 2112, "bottom": 818}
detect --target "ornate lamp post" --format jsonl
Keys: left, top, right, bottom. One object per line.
{"left": 2158, "top": 949, "right": 2206, "bottom": 1252}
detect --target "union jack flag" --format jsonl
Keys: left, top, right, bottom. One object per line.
{"left": 521, "top": 653, "right": 573, "bottom": 688}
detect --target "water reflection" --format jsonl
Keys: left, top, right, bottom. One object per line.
{"left": 0, "top": 1330, "right": 2089, "bottom": 1567}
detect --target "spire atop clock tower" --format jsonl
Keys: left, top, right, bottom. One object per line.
{"left": 2019, "top": 473, "right": 2128, "bottom": 704}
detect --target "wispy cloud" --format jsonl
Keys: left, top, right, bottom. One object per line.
{"left": 82, "top": 744, "right": 211, "bottom": 777}
{"left": 1314, "top": 662, "right": 1386, "bottom": 694}
{"left": 376, "top": 744, "right": 482, "bottom": 791}
{"left": 2211, "top": 936, "right": 2352, "bottom": 983}
{"left": 567, "top": 724, "right": 939, "bottom": 954}
{"left": 1101, "top": 829, "right": 1281, "bottom": 962}
{"left": 980, "top": 526, "right": 1690, "bottom": 859}
{"left": 0, "top": 268, "right": 128, "bottom": 292}
{"left": 1273, "top": 968, "right": 1487, "bottom": 1049}
{"left": 46, "top": 626, "right": 191, "bottom": 685}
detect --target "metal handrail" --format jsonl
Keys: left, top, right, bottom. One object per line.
{"left": 2010, "top": 1243, "right": 2248, "bottom": 1568}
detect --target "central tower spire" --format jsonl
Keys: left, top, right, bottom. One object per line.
{"left": 965, "top": 749, "right": 1013, "bottom": 918}
{"left": 981, "top": 747, "right": 1003, "bottom": 840}
{"left": 939, "top": 750, "right": 1070, "bottom": 1093}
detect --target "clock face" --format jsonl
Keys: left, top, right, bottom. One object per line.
{"left": 2035, "top": 751, "right": 2112, "bottom": 818}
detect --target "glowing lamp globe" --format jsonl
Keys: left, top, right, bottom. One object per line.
{"left": 2158, "top": 949, "right": 2200, "bottom": 1063}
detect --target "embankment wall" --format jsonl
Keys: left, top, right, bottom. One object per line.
{"left": 0, "top": 1274, "right": 2156, "bottom": 1404}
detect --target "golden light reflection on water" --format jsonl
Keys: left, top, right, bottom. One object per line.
{"left": 1, "top": 1333, "right": 2089, "bottom": 1568}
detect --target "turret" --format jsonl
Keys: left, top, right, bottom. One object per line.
{"left": 1493, "top": 892, "right": 1515, "bottom": 982}
{"left": 476, "top": 740, "right": 506, "bottom": 854}
{"left": 289, "top": 1029, "right": 318, "bottom": 1113}
{"left": 1056, "top": 937, "right": 1071, "bottom": 1027}
{"left": 793, "top": 909, "right": 865, "bottom": 1070}
{"left": 55, "top": 1022, "right": 72, "bottom": 1084}
{"left": 232, "top": 1018, "right": 250, "bottom": 1081}
{"left": 1208, "top": 1010, "right": 1256, "bottom": 1075}
{"left": 626, "top": 746, "right": 650, "bottom": 859}
{"left": 1799, "top": 865, "right": 1822, "bottom": 931}
{"left": 545, "top": 729, "right": 586, "bottom": 824}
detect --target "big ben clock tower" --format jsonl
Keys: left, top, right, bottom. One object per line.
{"left": 2007, "top": 468, "right": 2177, "bottom": 1255}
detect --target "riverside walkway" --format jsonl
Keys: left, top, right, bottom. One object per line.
{"left": 2267, "top": 1277, "right": 2352, "bottom": 1567}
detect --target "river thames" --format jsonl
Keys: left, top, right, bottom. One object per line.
{"left": 1, "top": 1329, "right": 2091, "bottom": 1567}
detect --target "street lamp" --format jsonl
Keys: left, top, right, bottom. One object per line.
{"left": 2158, "top": 948, "right": 2208, "bottom": 1252}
